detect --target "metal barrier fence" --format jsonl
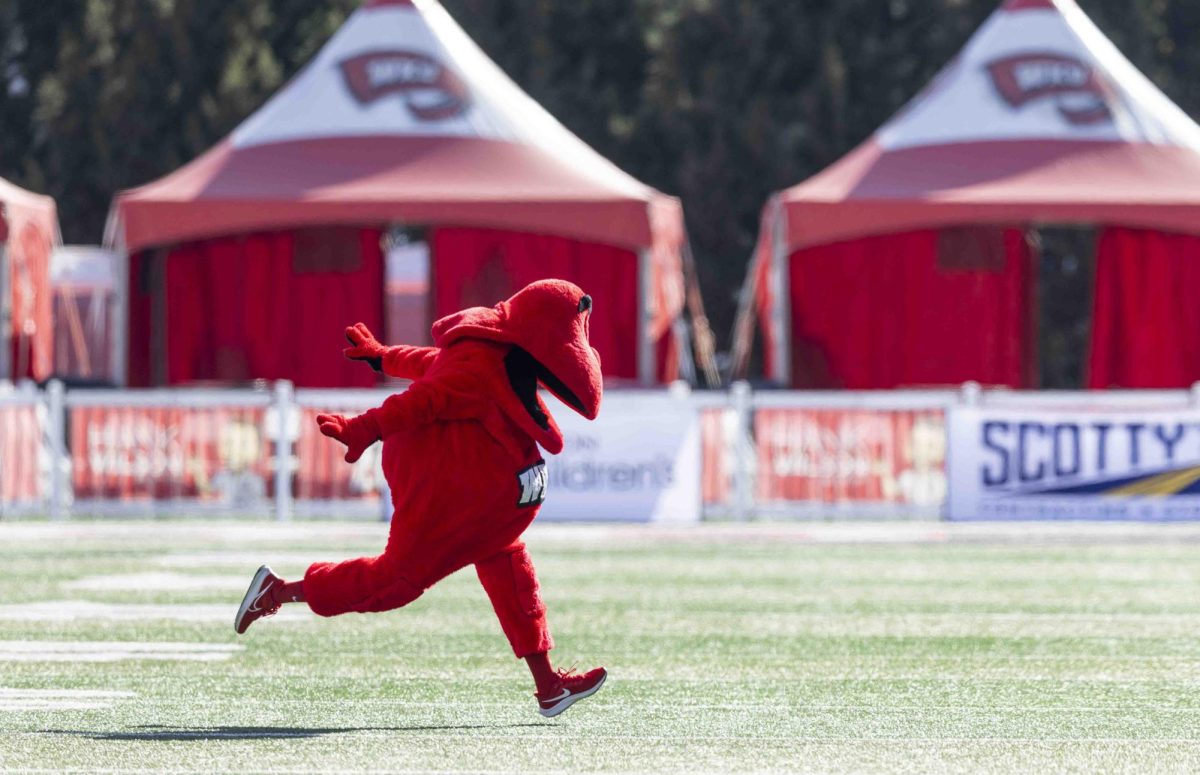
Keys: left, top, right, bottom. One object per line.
{"left": 5, "top": 380, "right": 1200, "bottom": 520}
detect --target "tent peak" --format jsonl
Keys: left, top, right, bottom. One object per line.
{"left": 771, "top": 0, "right": 1200, "bottom": 253}
{"left": 1002, "top": 0, "right": 1060, "bottom": 11}
{"left": 872, "top": 0, "right": 1200, "bottom": 153}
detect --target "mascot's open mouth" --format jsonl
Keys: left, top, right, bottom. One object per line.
{"left": 504, "top": 347, "right": 590, "bottom": 430}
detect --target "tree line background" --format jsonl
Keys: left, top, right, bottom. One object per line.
{"left": 2, "top": 0, "right": 1199, "bottom": 369}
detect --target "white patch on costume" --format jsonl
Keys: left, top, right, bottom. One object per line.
{"left": 516, "top": 461, "right": 548, "bottom": 507}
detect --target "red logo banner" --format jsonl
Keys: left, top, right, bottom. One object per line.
{"left": 753, "top": 408, "right": 947, "bottom": 506}
{"left": 340, "top": 50, "right": 470, "bottom": 120}
{"left": 987, "top": 52, "right": 1112, "bottom": 126}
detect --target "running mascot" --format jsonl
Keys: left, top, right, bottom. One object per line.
{"left": 235, "top": 279, "right": 607, "bottom": 717}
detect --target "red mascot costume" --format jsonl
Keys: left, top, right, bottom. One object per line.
{"left": 234, "top": 279, "right": 607, "bottom": 717}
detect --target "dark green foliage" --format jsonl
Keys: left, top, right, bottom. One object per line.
{"left": 0, "top": 0, "right": 1194, "bottom": 365}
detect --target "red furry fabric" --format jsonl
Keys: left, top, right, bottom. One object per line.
{"left": 306, "top": 280, "right": 600, "bottom": 657}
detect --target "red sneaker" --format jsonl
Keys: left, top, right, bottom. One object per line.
{"left": 536, "top": 666, "right": 607, "bottom": 718}
{"left": 234, "top": 565, "right": 282, "bottom": 634}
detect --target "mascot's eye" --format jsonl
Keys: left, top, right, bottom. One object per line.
{"left": 578, "top": 295, "right": 592, "bottom": 314}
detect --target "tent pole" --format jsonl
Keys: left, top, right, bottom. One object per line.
{"left": 729, "top": 245, "right": 760, "bottom": 381}
{"left": 637, "top": 247, "right": 653, "bottom": 386}
{"left": 770, "top": 201, "right": 791, "bottom": 386}
{"left": 772, "top": 201, "right": 792, "bottom": 386}
{"left": 679, "top": 238, "right": 721, "bottom": 387}
{"left": 0, "top": 238, "right": 9, "bottom": 382}
{"left": 111, "top": 247, "right": 129, "bottom": 386}
{"left": 149, "top": 248, "right": 169, "bottom": 386}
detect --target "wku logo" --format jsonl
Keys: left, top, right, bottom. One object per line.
{"left": 339, "top": 49, "right": 470, "bottom": 120}
{"left": 516, "top": 462, "right": 548, "bottom": 508}
{"left": 987, "top": 52, "right": 1112, "bottom": 126}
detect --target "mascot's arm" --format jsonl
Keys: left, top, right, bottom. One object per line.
{"left": 317, "top": 364, "right": 486, "bottom": 463}
{"left": 343, "top": 322, "right": 438, "bottom": 379}
{"left": 381, "top": 346, "right": 438, "bottom": 379}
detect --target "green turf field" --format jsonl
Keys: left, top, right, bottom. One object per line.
{"left": 1, "top": 521, "right": 1199, "bottom": 773}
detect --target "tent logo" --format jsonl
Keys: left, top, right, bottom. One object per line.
{"left": 340, "top": 50, "right": 470, "bottom": 120}
{"left": 987, "top": 52, "right": 1112, "bottom": 126}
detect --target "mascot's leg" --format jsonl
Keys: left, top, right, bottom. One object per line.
{"left": 302, "top": 549, "right": 425, "bottom": 617}
{"left": 235, "top": 540, "right": 429, "bottom": 632}
{"left": 475, "top": 542, "right": 553, "bottom": 659}
{"left": 476, "top": 541, "right": 608, "bottom": 717}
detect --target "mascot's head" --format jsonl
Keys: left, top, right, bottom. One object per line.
{"left": 431, "top": 279, "right": 603, "bottom": 452}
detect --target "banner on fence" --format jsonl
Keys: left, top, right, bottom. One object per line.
{"left": 0, "top": 403, "right": 44, "bottom": 506}
{"left": 700, "top": 407, "right": 736, "bottom": 506}
{"left": 294, "top": 406, "right": 385, "bottom": 503}
{"left": 949, "top": 406, "right": 1200, "bottom": 520}
{"left": 754, "top": 407, "right": 947, "bottom": 508}
{"left": 539, "top": 392, "right": 700, "bottom": 522}
{"left": 70, "top": 405, "right": 272, "bottom": 505}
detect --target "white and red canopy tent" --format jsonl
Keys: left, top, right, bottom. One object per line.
{"left": 745, "top": 0, "right": 1200, "bottom": 389}
{"left": 0, "top": 176, "right": 58, "bottom": 382}
{"left": 105, "top": 0, "right": 685, "bottom": 387}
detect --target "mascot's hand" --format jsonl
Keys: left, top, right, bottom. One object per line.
{"left": 343, "top": 323, "right": 386, "bottom": 372}
{"left": 316, "top": 411, "right": 380, "bottom": 464}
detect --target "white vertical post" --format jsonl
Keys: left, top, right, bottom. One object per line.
{"left": 960, "top": 380, "right": 982, "bottom": 406}
{"left": 273, "top": 380, "right": 294, "bottom": 522}
{"left": 769, "top": 200, "right": 791, "bottom": 386}
{"left": 111, "top": 248, "right": 129, "bottom": 386}
{"left": 46, "top": 379, "right": 67, "bottom": 520}
{"left": 637, "top": 248, "right": 654, "bottom": 386}
{"left": 731, "top": 380, "right": 753, "bottom": 521}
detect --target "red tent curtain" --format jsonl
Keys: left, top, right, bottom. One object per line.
{"left": 431, "top": 227, "right": 646, "bottom": 380}
{"left": 128, "top": 227, "right": 383, "bottom": 387}
{"left": 788, "top": 228, "right": 1036, "bottom": 389}
{"left": 1089, "top": 227, "right": 1200, "bottom": 388}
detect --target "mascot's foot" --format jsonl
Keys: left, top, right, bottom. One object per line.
{"left": 536, "top": 666, "right": 607, "bottom": 718}
{"left": 234, "top": 565, "right": 282, "bottom": 635}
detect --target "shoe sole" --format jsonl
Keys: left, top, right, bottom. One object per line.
{"left": 234, "top": 565, "right": 275, "bottom": 635}
{"left": 538, "top": 670, "right": 607, "bottom": 718}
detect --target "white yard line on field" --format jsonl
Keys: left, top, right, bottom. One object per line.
{"left": 0, "top": 522, "right": 386, "bottom": 545}
{"left": 65, "top": 572, "right": 249, "bottom": 593}
{"left": 8, "top": 519, "right": 1200, "bottom": 548}
{"left": 0, "top": 600, "right": 308, "bottom": 624}
{"left": 159, "top": 552, "right": 324, "bottom": 569}
{"left": 0, "top": 641, "right": 242, "bottom": 663}
{"left": 0, "top": 688, "right": 136, "bottom": 712}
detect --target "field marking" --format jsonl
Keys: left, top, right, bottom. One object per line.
{"left": 98, "top": 698, "right": 1200, "bottom": 712}
{"left": 0, "top": 689, "right": 135, "bottom": 698}
{"left": 0, "top": 600, "right": 308, "bottom": 624}
{"left": 0, "top": 641, "right": 243, "bottom": 663}
{"left": 65, "top": 572, "right": 249, "bottom": 593}
{"left": 0, "top": 522, "right": 385, "bottom": 545}
{"left": 9, "top": 520, "right": 1200, "bottom": 550}
{"left": 159, "top": 552, "right": 321, "bottom": 569}
{"left": 0, "top": 688, "right": 136, "bottom": 712}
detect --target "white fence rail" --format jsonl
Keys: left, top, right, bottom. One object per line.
{"left": 6, "top": 380, "right": 1200, "bottom": 521}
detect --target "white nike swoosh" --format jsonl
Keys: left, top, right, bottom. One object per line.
{"left": 247, "top": 582, "right": 274, "bottom": 614}
{"left": 540, "top": 688, "right": 570, "bottom": 704}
